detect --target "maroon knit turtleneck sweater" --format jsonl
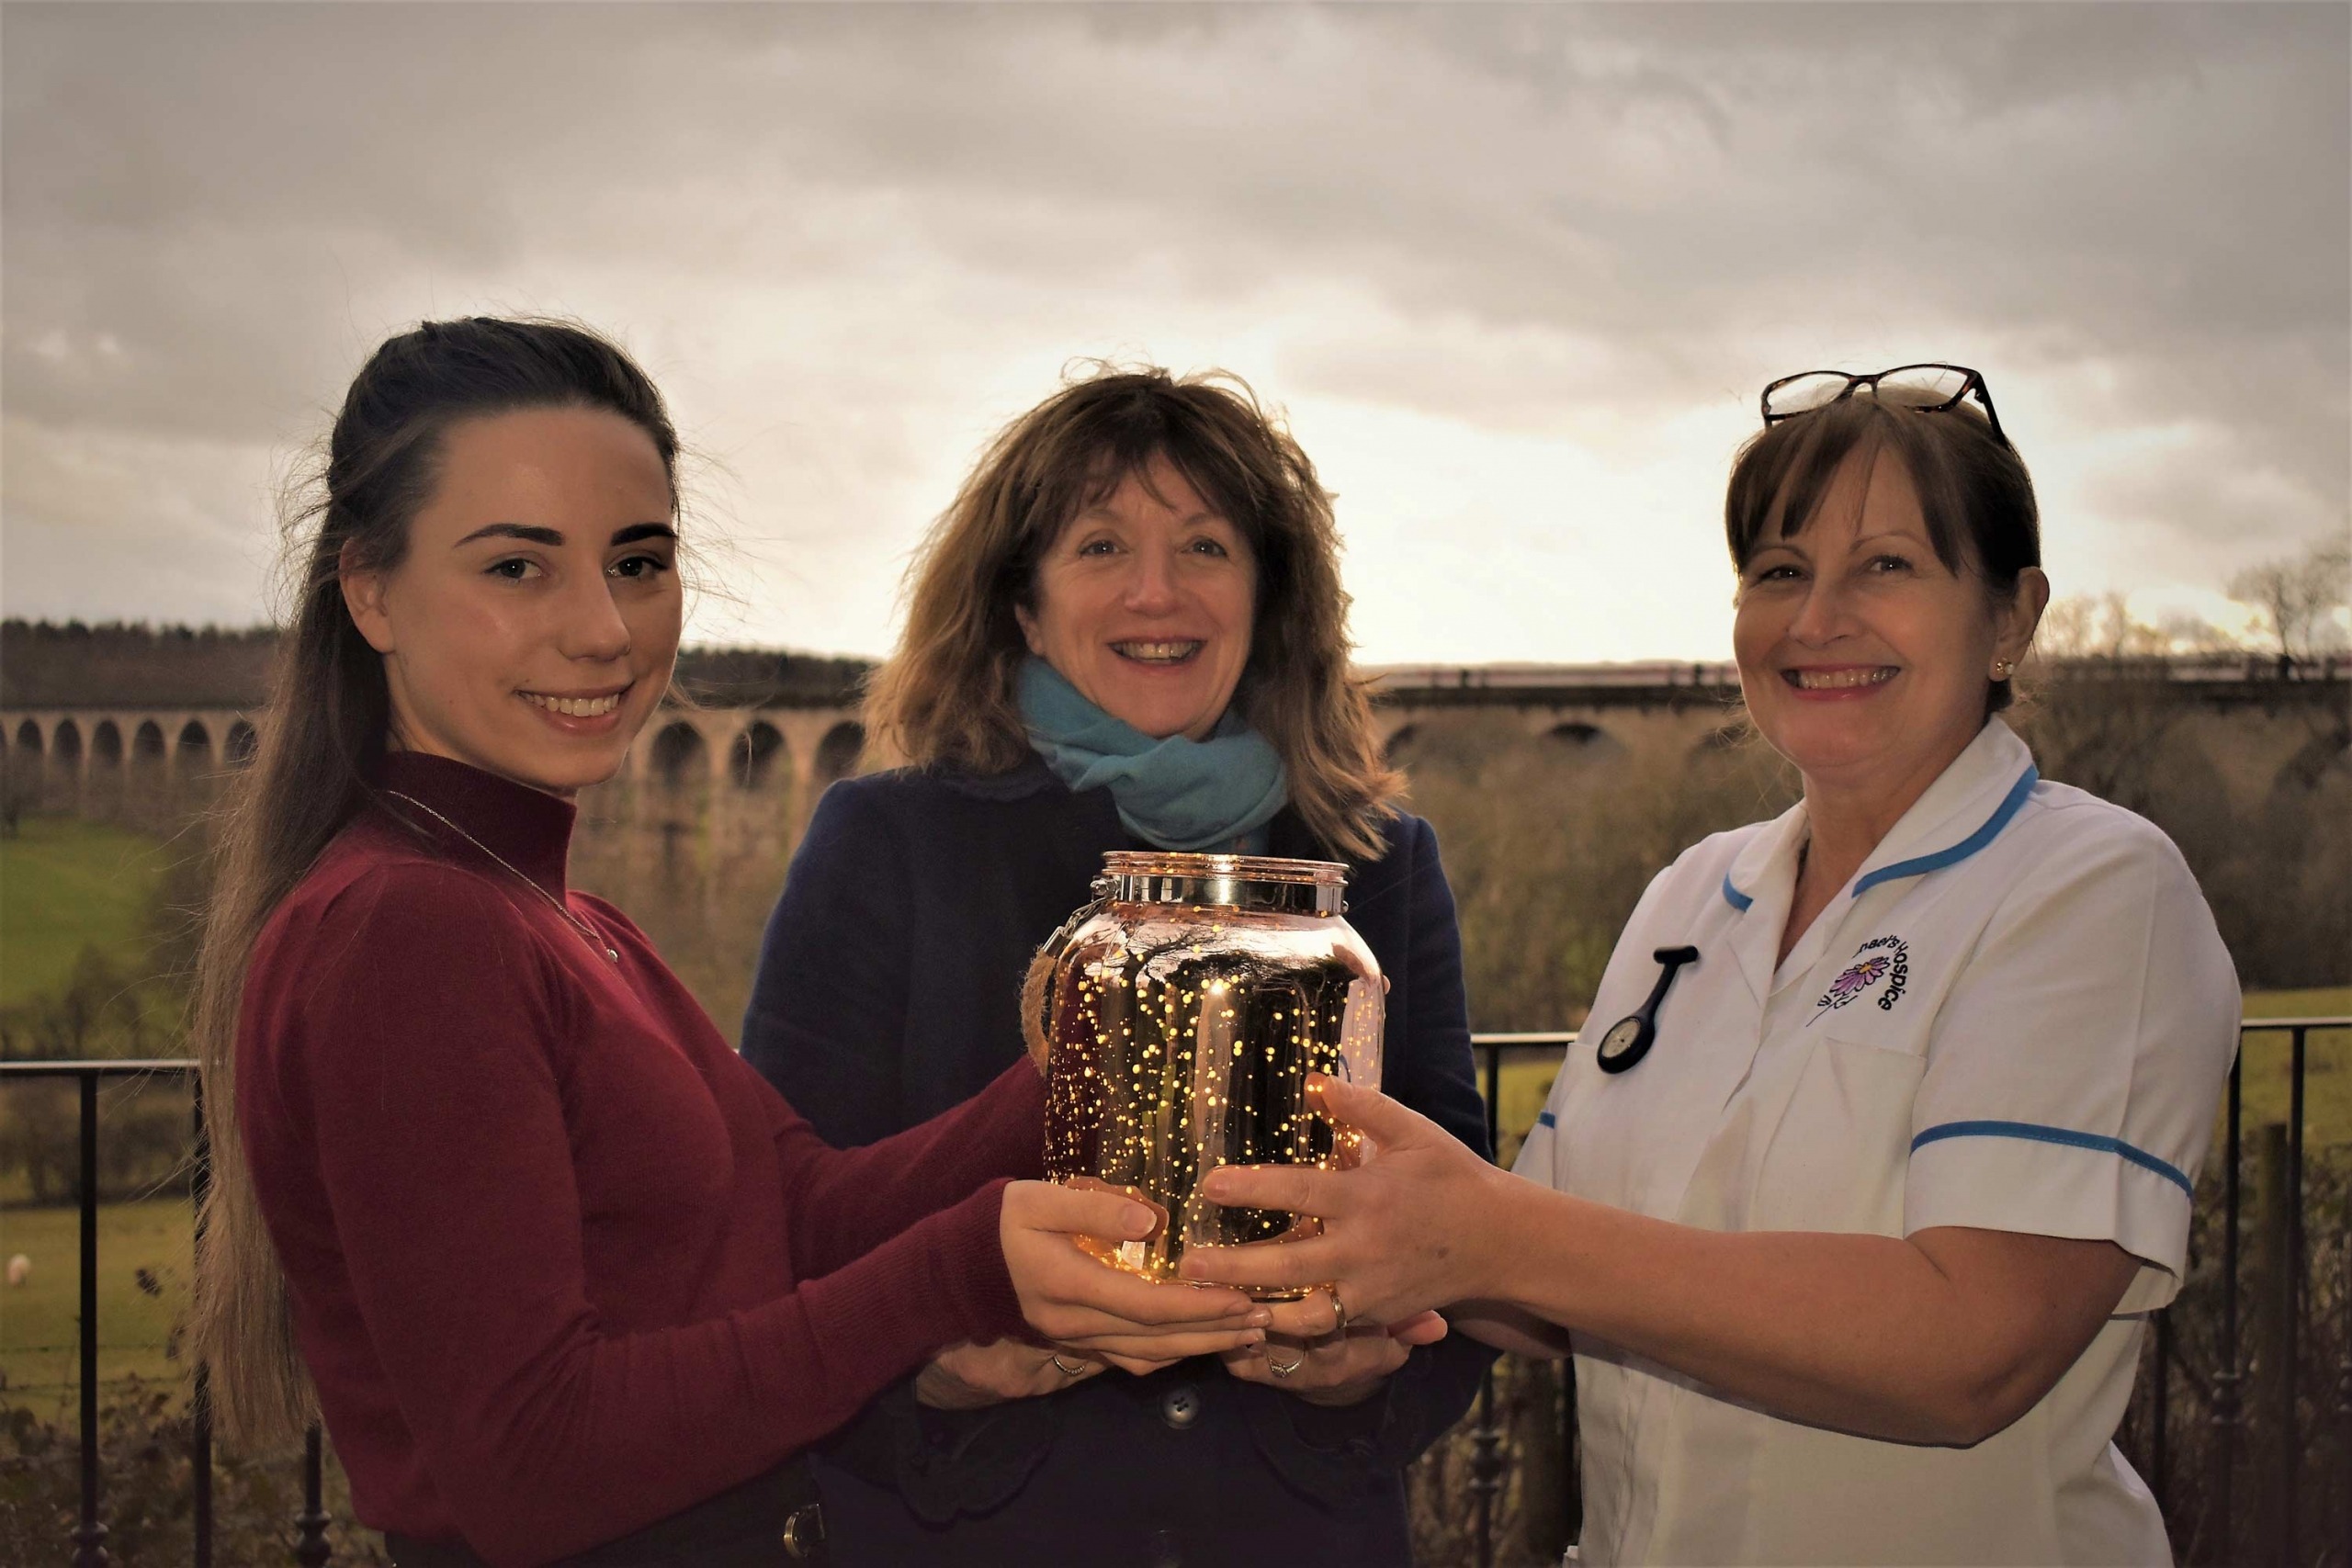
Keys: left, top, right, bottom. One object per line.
{"left": 240, "top": 752, "right": 1045, "bottom": 1566}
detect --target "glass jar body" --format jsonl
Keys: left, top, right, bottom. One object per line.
{"left": 1040, "top": 863, "right": 1384, "bottom": 1300}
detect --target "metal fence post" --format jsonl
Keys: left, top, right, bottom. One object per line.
{"left": 297, "top": 1425, "right": 332, "bottom": 1566}
{"left": 1470, "top": 1040, "right": 1505, "bottom": 1568}
{"left": 2335, "top": 1155, "right": 2352, "bottom": 1568}
{"left": 2282, "top": 1026, "right": 2305, "bottom": 1566}
{"left": 191, "top": 1080, "right": 214, "bottom": 1568}
{"left": 74, "top": 1070, "right": 110, "bottom": 1567}
{"left": 2203, "top": 1051, "right": 2244, "bottom": 1565}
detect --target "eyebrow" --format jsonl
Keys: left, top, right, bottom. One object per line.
{"left": 1071, "top": 507, "right": 1226, "bottom": 528}
{"left": 1753, "top": 527, "right": 1922, "bottom": 556}
{"left": 452, "top": 522, "right": 677, "bottom": 548}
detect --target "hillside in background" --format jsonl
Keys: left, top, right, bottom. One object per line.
{"left": 0, "top": 620, "right": 875, "bottom": 710}
{"left": 1, "top": 622, "right": 277, "bottom": 708}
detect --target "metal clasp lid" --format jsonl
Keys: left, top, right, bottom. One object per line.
{"left": 1099, "top": 851, "right": 1348, "bottom": 917}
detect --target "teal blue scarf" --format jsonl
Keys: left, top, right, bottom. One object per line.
{"left": 1017, "top": 658, "right": 1287, "bottom": 853}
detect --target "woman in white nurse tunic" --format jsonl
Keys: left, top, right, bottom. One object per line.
{"left": 1187, "top": 367, "right": 2241, "bottom": 1565}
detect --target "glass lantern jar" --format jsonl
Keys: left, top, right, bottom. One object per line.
{"left": 1036, "top": 851, "right": 1385, "bottom": 1298}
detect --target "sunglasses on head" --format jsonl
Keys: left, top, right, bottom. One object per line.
{"left": 1760, "top": 364, "right": 2004, "bottom": 444}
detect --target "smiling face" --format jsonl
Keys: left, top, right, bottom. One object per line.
{"left": 1734, "top": 448, "right": 2045, "bottom": 807}
{"left": 1014, "top": 455, "right": 1258, "bottom": 741}
{"left": 340, "top": 405, "right": 683, "bottom": 795}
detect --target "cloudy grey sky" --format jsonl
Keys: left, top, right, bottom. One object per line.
{"left": 5, "top": 2, "right": 2346, "bottom": 662}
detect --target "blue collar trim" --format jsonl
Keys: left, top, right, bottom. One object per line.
{"left": 1720, "top": 872, "right": 1755, "bottom": 913}
{"left": 1850, "top": 764, "right": 2039, "bottom": 898}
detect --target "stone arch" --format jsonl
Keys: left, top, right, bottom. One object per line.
{"left": 1544, "top": 720, "right": 1625, "bottom": 764}
{"left": 813, "top": 721, "right": 865, "bottom": 785}
{"left": 176, "top": 720, "right": 214, "bottom": 771}
{"left": 729, "top": 722, "right": 787, "bottom": 789}
{"left": 225, "top": 720, "right": 259, "bottom": 767}
{"left": 0, "top": 722, "right": 30, "bottom": 814}
{"left": 91, "top": 720, "right": 125, "bottom": 768}
{"left": 650, "top": 721, "right": 709, "bottom": 787}
{"left": 126, "top": 718, "right": 170, "bottom": 810}
{"left": 52, "top": 719, "right": 84, "bottom": 770}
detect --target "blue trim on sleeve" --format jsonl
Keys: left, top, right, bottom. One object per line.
{"left": 1910, "top": 1119, "right": 2192, "bottom": 1197}
{"left": 1852, "top": 765, "right": 2039, "bottom": 897}
{"left": 1720, "top": 872, "right": 1754, "bottom": 913}
{"left": 1535, "top": 1111, "right": 1556, "bottom": 1129}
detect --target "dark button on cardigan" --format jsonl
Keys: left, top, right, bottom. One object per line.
{"left": 742, "top": 759, "right": 1498, "bottom": 1567}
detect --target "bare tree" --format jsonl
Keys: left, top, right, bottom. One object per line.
{"left": 2034, "top": 592, "right": 2236, "bottom": 660}
{"left": 2228, "top": 536, "right": 2352, "bottom": 662}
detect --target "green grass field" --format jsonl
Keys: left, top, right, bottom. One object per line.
{"left": 0, "top": 1198, "right": 194, "bottom": 1412}
{"left": 2233, "top": 986, "right": 2352, "bottom": 1147}
{"left": 0, "top": 816, "right": 174, "bottom": 1005}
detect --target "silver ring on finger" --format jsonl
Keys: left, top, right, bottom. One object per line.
{"left": 1051, "top": 1354, "right": 1090, "bottom": 1378}
{"left": 1267, "top": 1351, "right": 1305, "bottom": 1378}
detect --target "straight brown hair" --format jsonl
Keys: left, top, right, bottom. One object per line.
{"left": 865, "top": 366, "right": 1401, "bottom": 860}
{"left": 187, "top": 319, "right": 679, "bottom": 1447}
{"left": 1724, "top": 396, "right": 2040, "bottom": 713}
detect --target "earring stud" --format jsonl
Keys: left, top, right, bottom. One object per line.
{"left": 1993, "top": 660, "right": 2016, "bottom": 679}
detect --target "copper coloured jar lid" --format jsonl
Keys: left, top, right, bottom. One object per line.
{"left": 1095, "top": 851, "right": 1348, "bottom": 918}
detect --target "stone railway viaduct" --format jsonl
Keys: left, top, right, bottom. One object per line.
{"left": 6, "top": 655, "right": 2345, "bottom": 816}
{"left": 2, "top": 703, "right": 876, "bottom": 804}
{"left": 9, "top": 655, "right": 2342, "bottom": 1043}
{"left": 1, "top": 662, "right": 1757, "bottom": 805}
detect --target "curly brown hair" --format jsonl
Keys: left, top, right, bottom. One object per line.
{"left": 865, "top": 365, "right": 1401, "bottom": 860}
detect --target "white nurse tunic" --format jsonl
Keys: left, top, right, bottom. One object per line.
{"left": 1516, "top": 718, "right": 2238, "bottom": 1566}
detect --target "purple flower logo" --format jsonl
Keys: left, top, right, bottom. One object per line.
{"left": 1824, "top": 955, "right": 1889, "bottom": 1003}
{"left": 1813, "top": 935, "right": 1910, "bottom": 1021}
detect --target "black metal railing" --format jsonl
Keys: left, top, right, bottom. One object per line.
{"left": 5, "top": 1017, "right": 2347, "bottom": 1565}
{"left": 1458, "top": 1032, "right": 1581, "bottom": 1568}
{"left": 0, "top": 1059, "right": 331, "bottom": 1567}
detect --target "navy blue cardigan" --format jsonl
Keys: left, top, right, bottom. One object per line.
{"left": 741, "top": 759, "right": 1495, "bottom": 1567}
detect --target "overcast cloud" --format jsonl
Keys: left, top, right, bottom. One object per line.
{"left": 4, "top": 3, "right": 2345, "bottom": 661}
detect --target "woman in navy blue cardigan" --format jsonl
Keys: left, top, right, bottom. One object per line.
{"left": 741, "top": 366, "right": 1493, "bottom": 1566}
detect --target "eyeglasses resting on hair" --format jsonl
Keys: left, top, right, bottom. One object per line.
{"left": 1759, "top": 364, "right": 2004, "bottom": 444}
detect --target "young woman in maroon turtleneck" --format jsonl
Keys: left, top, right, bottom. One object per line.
{"left": 189, "top": 320, "right": 1271, "bottom": 1568}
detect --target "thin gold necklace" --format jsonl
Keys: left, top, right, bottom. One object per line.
{"left": 380, "top": 789, "right": 621, "bottom": 964}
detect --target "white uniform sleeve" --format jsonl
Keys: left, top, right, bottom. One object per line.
{"left": 1902, "top": 809, "right": 2239, "bottom": 1311}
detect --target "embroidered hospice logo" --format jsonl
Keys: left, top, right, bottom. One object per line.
{"left": 1813, "top": 935, "right": 1909, "bottom": 1021}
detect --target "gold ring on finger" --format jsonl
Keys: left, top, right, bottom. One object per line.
{"left": 1328, "top": 1286, "right": 1349, "bottom": 1339}
{"left": 1267, "top": 1351, "right": 1304, "bottom": 1378}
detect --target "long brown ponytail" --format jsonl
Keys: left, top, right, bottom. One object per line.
{"left": 187, "top": 318, "right": 678, "bottom": 1445}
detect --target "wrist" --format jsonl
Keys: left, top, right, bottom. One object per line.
{"left": 1460, "top": 1163, "right": 1532, "bottom": 1305}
